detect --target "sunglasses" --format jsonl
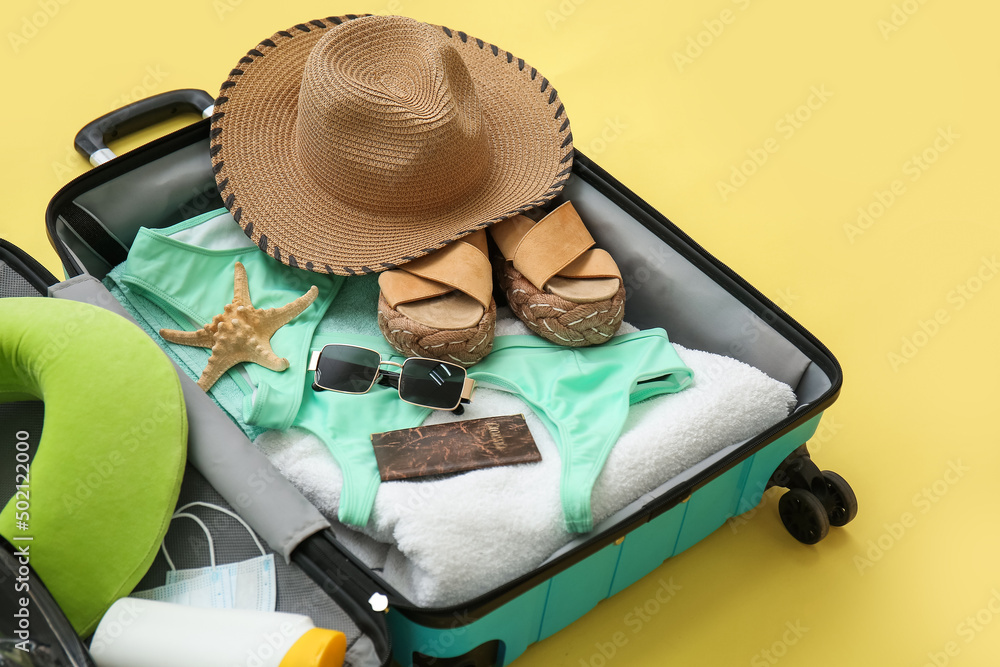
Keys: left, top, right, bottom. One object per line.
{"left": 308, "top": 344, "right": 476, "bottom": 412}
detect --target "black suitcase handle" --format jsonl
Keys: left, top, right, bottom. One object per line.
{"left": 74, "top": 89, "right": 215, "bottom": 166}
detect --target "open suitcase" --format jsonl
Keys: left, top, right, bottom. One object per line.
{"left": 39, "top": 87, "right": 854, "bottom": 667}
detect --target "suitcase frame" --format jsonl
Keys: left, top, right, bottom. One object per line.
{"left": 44, "top": 91, "right": 851, "bottom": 667}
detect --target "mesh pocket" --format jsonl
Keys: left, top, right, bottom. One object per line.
{"left": 0, "top": 261, "right": 43, "bottom": 298}
{"left": 0, "top": 239, "right": 56, "bottom": 298}
{"left": 134, "top": 465, "right": 364, "bottom": 652}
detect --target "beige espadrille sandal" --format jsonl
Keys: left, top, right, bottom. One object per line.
{"left": 377, "top": 229, "right": 495, "bottom": 367}
{"left": 490, "top": 202, "right": 625, "bottom": 347}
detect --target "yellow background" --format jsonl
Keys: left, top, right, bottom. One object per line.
{"left": 2, "top": 0, "right": 998, "bottom": 664}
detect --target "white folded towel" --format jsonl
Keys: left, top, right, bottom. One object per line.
{"left": 255, "top": 320, "right": 795, "bottom": 607}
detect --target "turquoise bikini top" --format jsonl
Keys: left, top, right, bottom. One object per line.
{"left": 120, "top": 209, "right": 344, "bottom": 430}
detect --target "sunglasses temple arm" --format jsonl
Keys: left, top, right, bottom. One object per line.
{"left": 460, "top": 378, "right": 476, "bottom": 404}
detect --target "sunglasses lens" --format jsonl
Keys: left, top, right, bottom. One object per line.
{"left": 315, "top": 345, "right": 381, "bottom": 393}
{"left": 398, "top": 358, "right": 466, "bottom": 409}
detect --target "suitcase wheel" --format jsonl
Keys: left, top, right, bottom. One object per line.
{"left": 778, "top": 488, "right": 829, "bottom": 545}
{"left": 820, "top": 470, "right": 858, "bottom": 527}
{"left": 769, "top": 445, "right": 858, "bottom": 544}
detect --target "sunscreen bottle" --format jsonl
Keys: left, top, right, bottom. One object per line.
{"left": 90, "top": 598, "right": 346, "bottom": 667}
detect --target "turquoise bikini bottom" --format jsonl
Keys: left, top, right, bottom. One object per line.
{"left": 298, "top": 329, "right": 692, "bottom": 532}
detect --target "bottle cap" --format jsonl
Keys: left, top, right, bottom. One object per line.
{"left": 278, "top": 627, "right": 347, "bottom": 667}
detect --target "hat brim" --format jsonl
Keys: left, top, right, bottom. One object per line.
{"left": 211, "top": 15, "right": 574, "bottom": 275}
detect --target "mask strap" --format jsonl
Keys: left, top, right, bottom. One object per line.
{"left": 173, "top": 501, "right": 266, "bottom": 557}
{"left": 161, "top": 512, "right": 216, "bottom": 571}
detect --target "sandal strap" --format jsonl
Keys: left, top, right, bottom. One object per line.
{"left": 378, "top": 231, "right": 493, "bottom": 309}
{"left": 557, "top": 248, "right": 621, "bottom": 281}
{"left": 491, "top": 202, "right": 607, "bottom": 290}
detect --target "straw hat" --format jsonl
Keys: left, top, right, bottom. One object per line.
{"left": 210, "top": 14, "right": 574, "bottom": 275}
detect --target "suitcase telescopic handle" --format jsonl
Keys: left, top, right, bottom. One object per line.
{"left": 74, "top": 89, "right": 215, "bottom": 167}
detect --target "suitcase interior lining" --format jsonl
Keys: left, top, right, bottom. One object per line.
{"left": 52, "top": 140, "right": 220, "bottom": 281}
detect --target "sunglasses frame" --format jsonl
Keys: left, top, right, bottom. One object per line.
{"left": 307, "top": 344, "right": 476, "bottom": 412}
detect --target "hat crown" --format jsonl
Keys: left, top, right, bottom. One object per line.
{"left": 295, "top": 16, "right": 490, "bottom": 218}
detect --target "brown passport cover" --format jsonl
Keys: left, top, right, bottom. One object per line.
{"left": 371, "top": 414, "right": 541, "bottom": 482}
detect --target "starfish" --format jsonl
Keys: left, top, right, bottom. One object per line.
{"left": 160, "top": 261, "right": 318, "bottom": 390}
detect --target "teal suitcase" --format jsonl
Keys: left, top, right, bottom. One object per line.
{"left": 43, "top": 89, "right": 854, "bottom": 667}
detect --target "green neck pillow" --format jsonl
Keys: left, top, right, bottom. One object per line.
{"left": 0, "top": 297, "right": 187, "bottom": 636}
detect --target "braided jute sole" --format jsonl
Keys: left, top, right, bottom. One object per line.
{"left": 377, "top": 293, "right": 497, "bottom": 367}
{"left": 496, "top": 258, "right": 625, "bottom": 347}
